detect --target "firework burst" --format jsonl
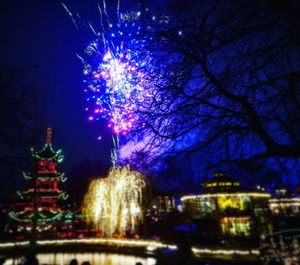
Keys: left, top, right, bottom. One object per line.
{"left": 63, "top": 2, "right": 152, "bottom": 237}
{"left": 68, "top": 2, "right": 149, "bottom": 135}
{"left": 84, "top": 44, "right": 146, "bottom": 135}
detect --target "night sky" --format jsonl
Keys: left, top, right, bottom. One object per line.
{"left": 0, "top": 1, "right": 114, "bottom": 172}
{"left": 1, "top": 0, "right": 300, "bottom": 200}
{"left": 0, "top": 1, "right": 123, "bottom": 202}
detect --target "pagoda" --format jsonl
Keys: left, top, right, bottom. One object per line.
{"left": 8, "top": 127, "right": 68, "bottom": 238}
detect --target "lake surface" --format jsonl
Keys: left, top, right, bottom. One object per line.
{"left": 4, "top": 253, "right": 157, "bottom": 265}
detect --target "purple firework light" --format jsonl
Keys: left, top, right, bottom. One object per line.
{"left": 81, "top": 8, "right": 149, "bottom": 135}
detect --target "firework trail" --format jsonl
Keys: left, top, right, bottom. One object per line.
{"left": 63, "top": 1, "right": 149, "bottom": 137}
{"left": 63, "top": 1, "right": 151, "bottom": 238}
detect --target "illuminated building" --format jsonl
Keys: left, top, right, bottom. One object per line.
{"left": 269, "top": 187, "right": 300, "bottom": 216}
{"left": 269, "top": 186, "right": 300, "bottom": 230}
{"left": 7, "top": 127, "right": 68, "bottom": 238}
{"left": 181, "top": 172, "right": 271, "bottom": 242}
{"left": 146, "top": 195, "right": 176, "bottom": 224}
{"left": 150, "top": 196, "right": 176, "bottom": 215}
{"left": 143, "top": 195, "right": 182, "bottom": 241}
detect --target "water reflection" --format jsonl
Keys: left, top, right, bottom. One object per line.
{"left": 4, "top": 253, "right": 156, "bottom": 265}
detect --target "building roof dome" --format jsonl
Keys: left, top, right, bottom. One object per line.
{"left": 202, "top": 172, "right": 241, "bottom": 193}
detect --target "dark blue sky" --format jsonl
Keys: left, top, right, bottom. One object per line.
{"left": 0, "top": 0, "right": 114, "bottom": 172}
{"left": 1, "top": 1, "right": 299, "bottom": 197}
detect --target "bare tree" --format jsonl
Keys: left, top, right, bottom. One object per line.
{"left": 129, "top": 0, "right": 300, "bottom": 173}
{"left": 0, "top": 66, "right": 45, "bottom": 196}
{"left": 0, "top": 67, "right": 44, "bottom": 144}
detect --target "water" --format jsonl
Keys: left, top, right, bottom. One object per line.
{"left": 4, "top": 253, "right": 157, "bottom": 265}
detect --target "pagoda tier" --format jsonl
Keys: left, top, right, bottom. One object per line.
{"left": 9, "top": 208, "right": 63, "bottom": 223}
{"left": 12, "top": 198, "right": 63, "bottom": 213}
{"left": 30, "top": 127, "right": 64, "bottom": 162}
{"left": 31, "top": 145, "right": 63, "bottom": 161}
{"left": 23, "top": 171, "right": 67, "bottom": 181}
{"left": 18, "top": 190, "right": 68, "bottom": 200}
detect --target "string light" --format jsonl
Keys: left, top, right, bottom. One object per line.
{"left": 0, "top": 238, "right": 260, "bottom": 258}
{"left": 83, "top": 165, "right": 145, "bottom": 237}
{"left": 181, "top": 192, "right": 271, "bottom": 201}
{"left": 8, "top": 128, "right": 67, "bottom": 231}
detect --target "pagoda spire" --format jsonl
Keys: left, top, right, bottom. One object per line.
{"left": 31, "top": 126, "right": 63, "bottom": 162}
{"left": 46, "top": 126, "right": 52, "bottom": 144}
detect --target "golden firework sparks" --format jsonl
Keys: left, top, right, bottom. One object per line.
{"left": 83, "top": 165, "right": 145, "bottom": 238}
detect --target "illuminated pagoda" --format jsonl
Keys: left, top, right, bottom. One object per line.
{"left": 8, "top": 127, "right": 68, "bottom": 238}
{"left": 181, "top": 172, "right": 271, "bottom": 243}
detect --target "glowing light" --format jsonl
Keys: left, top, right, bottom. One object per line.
{"left": 83, "top": 165, "right": 145, "bottom": 237}
{"left": 85, "top": 48, "right": 146, "bottom": 134}
{"left": 0, "top": 238, "right": 259, "bottom": 258}
{"left": 84, "top": 43, "right": 149, "bottom": 134}
{"left": 269, "top": 198, "right": 300, "bottom": 203}
{"left": 181, "top": 192, "right": 271, "bottom": 201}
{"left": 78, "top": 5, "right": 151, "bottom": 135}
{"left": 9, "top": 128, "right": 67, "bottom": 227}
{"left": 192, "top": 247, "right": 259, "bottom": 256}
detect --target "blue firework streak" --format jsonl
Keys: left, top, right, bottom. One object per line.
{"left": 77, "top": 7, "right": 149, "bottom": 135}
